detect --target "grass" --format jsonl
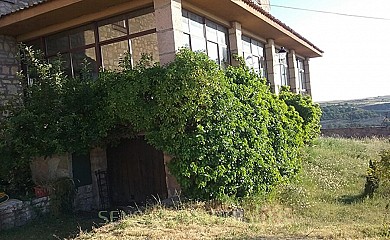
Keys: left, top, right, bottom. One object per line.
{"left": 0, "top": 212, "right": 102, "bottom": 240}
{"left": 2, "top": 137, "right": 390, "bottom": 239}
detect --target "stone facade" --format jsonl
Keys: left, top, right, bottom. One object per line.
{"left": 74, "top": 184, "right": 94, "bottom": 211}
{"left": 0, "top": 35, "right": 22, "bottom": 107}
{"left": 30, "top": 149, "right": 107, "bottom": 211}
{"left": 0, "top": 0, "right": 321, "bottom": 216}
{"left": 0, "top": 197, "right": 50, "bottom": 230}
{"left": 163, "top": 154, "right": 181, "bottom": 198}
{"left": 30, "top": 155, "right": 71, "bottom": 184}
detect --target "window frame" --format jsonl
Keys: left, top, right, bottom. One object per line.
{"left": 296, "top": 58, "right": 306, "bottom": 91}
{"left": 182, "top": 9, "right": 230, "bottom": 67}
{"left": 24, "top": 6, "right": 157, "bottom": 77}
{"left": 242, "top": 35, "right": 267, "bottom": 78}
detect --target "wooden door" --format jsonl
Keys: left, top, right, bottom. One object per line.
{"left": 107, "top": 137, "right": 167, "bottom": 205}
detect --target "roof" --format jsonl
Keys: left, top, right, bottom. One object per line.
{"left": 0, "top": 0, "right": 48, "bottom": 17}
{"left": 243, "top": 0, "right": 323, "bottom": 54}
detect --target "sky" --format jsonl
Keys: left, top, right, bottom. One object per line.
{"left": 270, "top": 0, "right": 390, "bottom": 102}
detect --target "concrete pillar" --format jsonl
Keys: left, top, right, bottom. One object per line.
{"left": 228, "top": 22, "right": 243, "bottom": 66}
{"left": 265, "top": 39, "right": 279, "bottom": 94}
{"left": 90, "top": 147, "right": 108, "bottom": 209}
{"left": 154, "top": 0, "right": 184, "bottom": 65}
{"left": 0, "top": 35, "right": 22, "bottom": 111}
{"left": 304, "top": 59, "right": 312, "bottom": 96}
{"left": 287, "top": 50, "right": 299, "bottom": 93}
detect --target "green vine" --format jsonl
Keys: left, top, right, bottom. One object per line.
{"left": 0, "top": 47, "right": 322, "bottom": 201}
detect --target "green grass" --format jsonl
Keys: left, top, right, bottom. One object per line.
{"left": 2, "top": 137, "right": 390, "bottom": 239}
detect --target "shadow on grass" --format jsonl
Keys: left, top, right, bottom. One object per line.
{"left": 338, "top": 193, "right": 366, "bottom": 204}
{"left": 0, "top": 211, "right": 105, "bottom": 240}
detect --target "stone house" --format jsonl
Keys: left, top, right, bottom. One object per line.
{"left": 0, "top": 0, "right": 323, "bottom": 210}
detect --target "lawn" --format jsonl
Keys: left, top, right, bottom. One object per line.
{"left": 1, "top": 137, "right": 390, "bottom": 239}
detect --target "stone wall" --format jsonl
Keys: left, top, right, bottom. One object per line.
{"left": 74, "top": 184, "right": 94, "bottom": 211}
{"left": 0, "top": 197, "right": 50, "bottom": 230}
{"left": 30, "top": 155, "right": 71, "bottom": 184}
{"left": 321, "top": 126, "right": 390, "bottom": 138}
{"left": 90, "top": 148, "right": 108, "bottom": 210}
{"left": 0, "top": 35, "right": 22, "bottom": 108}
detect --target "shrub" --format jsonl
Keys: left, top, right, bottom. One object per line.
{"left": 0, "top": 47, "right": 319, "bottom": 201}
{"left": 109, "top": 49, "right": 306, "bottom": 200}
{"left": 279, "top": 87, "right": 322, "bottom": 144}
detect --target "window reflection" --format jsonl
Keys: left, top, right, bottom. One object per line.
{"left": 130, "top": 34, "right": 159, "bottom": 65}
{"left": 46, "top": 32, "right": 69, "bottom": 55}
{"left": 25, "top": 8, "right": 157, "bottom": 76}
{"left": 71, "top": 48, "right": 98, "bottom": 78}
{"left": 242, "top": 36, "right": 266, "bottom": 78}
{"left": 99, "top": 20, "right": 127, "bottom": 42}
{"left": 129, "top": 12, "right": 156, "bottom": 34}
{"left": 182, "top": 10, "right": 229, "bottom": 66}
{"left": 48, "top": 53, "right": 72, "bottom": 77}
{"left": 297, "top": 58, "right": 306, "bottom": 90}
{"left": 101, "top": 40, "right": 129, "bottom": 70}
{"left": 70, "top": 25, "right": 95, "bottom": 48}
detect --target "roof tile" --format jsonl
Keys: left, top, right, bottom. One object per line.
{"left": 0, "top": 0, "right": 48, "bottom": 17}
{"left": 243, "top": 0, "right": 323, "bottom": 54}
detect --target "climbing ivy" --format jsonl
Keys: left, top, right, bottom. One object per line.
{"left": 0, "top": 47, "right": 321, "bottom": 200}
{"left": 279, "top": 87, "right": 322, "bottom": 144}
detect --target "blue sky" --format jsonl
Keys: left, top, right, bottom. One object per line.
{"left": 270, "top": 0, "right": 390, "bottom": 102}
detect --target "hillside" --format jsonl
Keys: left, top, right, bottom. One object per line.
{"left": 320, "top": 95, "right": 390, "bottom": 129}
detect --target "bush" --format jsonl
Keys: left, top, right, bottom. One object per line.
{"left": 109, "top": 49, "right": 306, "bottom": 200}
{"left": 279, "top": 87, "right": 322, "bottom": 144}
{"left": 0, "top": 47, "right": 319, "bottom": 201}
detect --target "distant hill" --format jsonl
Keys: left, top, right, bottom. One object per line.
{"left": 319, "top": 95, "right": 390, "bottom": 129}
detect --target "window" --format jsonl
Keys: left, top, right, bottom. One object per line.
{"left": 242, "top": 36, "right": 266, "bottom": 78}
{"left": 182, "top": 10, "right": 229, "bottom": 67}
{"left": 72, "top": 153, "right": 92, "bottom": 188}
{"left": 297, "top": 58, "right": 306, "bottom": 90}
{"left": 276, "top": 48, "right": 288, "bottom": 86}
{"left": 25, "top": 7, "right": 158, "bottom": 76}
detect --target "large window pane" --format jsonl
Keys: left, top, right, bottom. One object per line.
{"left": 188, "top": 12, "right": 204, "bottom": 37}
{"left": 191, "top": 36, "right": 206, "bottom": 52}
{"left": 206, "top": 20, "right": 218, "bottom": 43}
{"left": 207, "top": 41, "right": 219, "bottom": 63}
{"left": 220, "top": 46, "right": 229, "bottom": 68}
{"left": 48, "top": 53, "right": 71, "bottom": 77}
{"left": 71, "top": 48, "right": 98, "bottom": 78}
{"left": 26, "top": 38, "right": 44, "bottom": 52}
{"left": 46, "top": 32, "right": 69, "bottom": 55}
{"left": 69, "top": 25, "right": 95, "bottom": 49}
{"left": 129, "top": 12, "right": 156, "bottom": 34}
{"left": 297, "top": 59, "right": 306, "bottom": 90}
{"left": 217, "top": 26, "right": 227, "bottom": 45}
{"left": 242, "top": 36, "right": 251, "bottom": 54}
{"left": 183, "top": 10, "right": 229, "bottom": 66}
{"left": 101, "top": 40, "right": 129, "bottom": 70}
{"left": 182, "top": 10, "right": 190, "bottom": 34}
{"left": 242, "top": 35, "right": 266, "bottom": 77}
{"left": 99, "top": 20, "right": 127, "bottom": 42}
{"left": 182, "top": 33, "right": 191, "bottom": 49}
{"left": 130, "top": 33, "right": 159, "bottom": 65}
